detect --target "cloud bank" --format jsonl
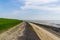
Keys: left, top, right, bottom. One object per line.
{"left": 20, "top": 0, "right": 60, "bottom": 20}
{"left": 0, "top": 0, "right": 60, "bottom": 20}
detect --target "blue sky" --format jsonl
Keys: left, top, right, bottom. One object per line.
{"left": 0, "top": 0, "right": 60, "bottom": 20}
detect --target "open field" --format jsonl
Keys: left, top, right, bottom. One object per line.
{"left": 0, "top": 18, "right": 23, "bottom": 33}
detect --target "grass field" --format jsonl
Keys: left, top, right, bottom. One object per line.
{"left": 0, "top": 18, "right": 23, "bottom": 33}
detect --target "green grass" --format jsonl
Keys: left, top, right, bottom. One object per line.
{"left": 0, "top": 18, "right": 23, "bottom": 33}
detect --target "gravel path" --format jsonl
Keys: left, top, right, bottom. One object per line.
{"left": 0, "top": 22, "right": 26, "bottom": 40}
{"left": 17, "top": 22, "right": 40, "bottom": 40}
{"left": 0, "top": 22, "right": 40, "bottom": 40}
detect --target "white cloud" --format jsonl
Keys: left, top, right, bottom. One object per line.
{"left": 7, "top": 0, "right": 60, "bottom": 20}
{"left": 28, "top": 14, "right": 60, "bottom": 20}
{"left": 20, "top": 0, "right": 60, "bottom": 20}
{"left": 21, "top": 0, "right": 60, "bottom": 12}
{"left": 22, "top": 0, "right": 57, "bottom": 8}
{"left": 24, "top": 0, "right": 57, "bottom": 3}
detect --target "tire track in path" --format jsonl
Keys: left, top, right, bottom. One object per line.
{"left": 17, "top": 22, "right": 40, "bottom": 40}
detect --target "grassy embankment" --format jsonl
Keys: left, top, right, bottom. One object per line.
{"left": 0, "top": 18, "right": 23, "bottom": 33}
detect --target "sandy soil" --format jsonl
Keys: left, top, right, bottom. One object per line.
{"left": 17, "top": 22, "right": 40, "bottom": 40}
{"left": 29, "top": 23, "right": 60, "bottom": 40}
{"left": 0, "top": 22, "right": 40, "bottom": 40}
{"left": 0, "top": 22, "right": 26, "bottom": 40}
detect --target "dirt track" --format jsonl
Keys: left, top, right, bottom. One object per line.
{"left": 0, "top": 22, "right": 26, "bottom": 40}
{"left": 29, "top": 23, "right": 60, "bottom": 40}
{"left": 17, "top": 22, "right": 40, "bottom": 40}
{"left": 0, "top": 22, "right": 40, "bottom": 40}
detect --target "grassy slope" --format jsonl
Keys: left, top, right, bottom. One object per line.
{"left": 0, "top": 18, "right": 23, "bottom": 33}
